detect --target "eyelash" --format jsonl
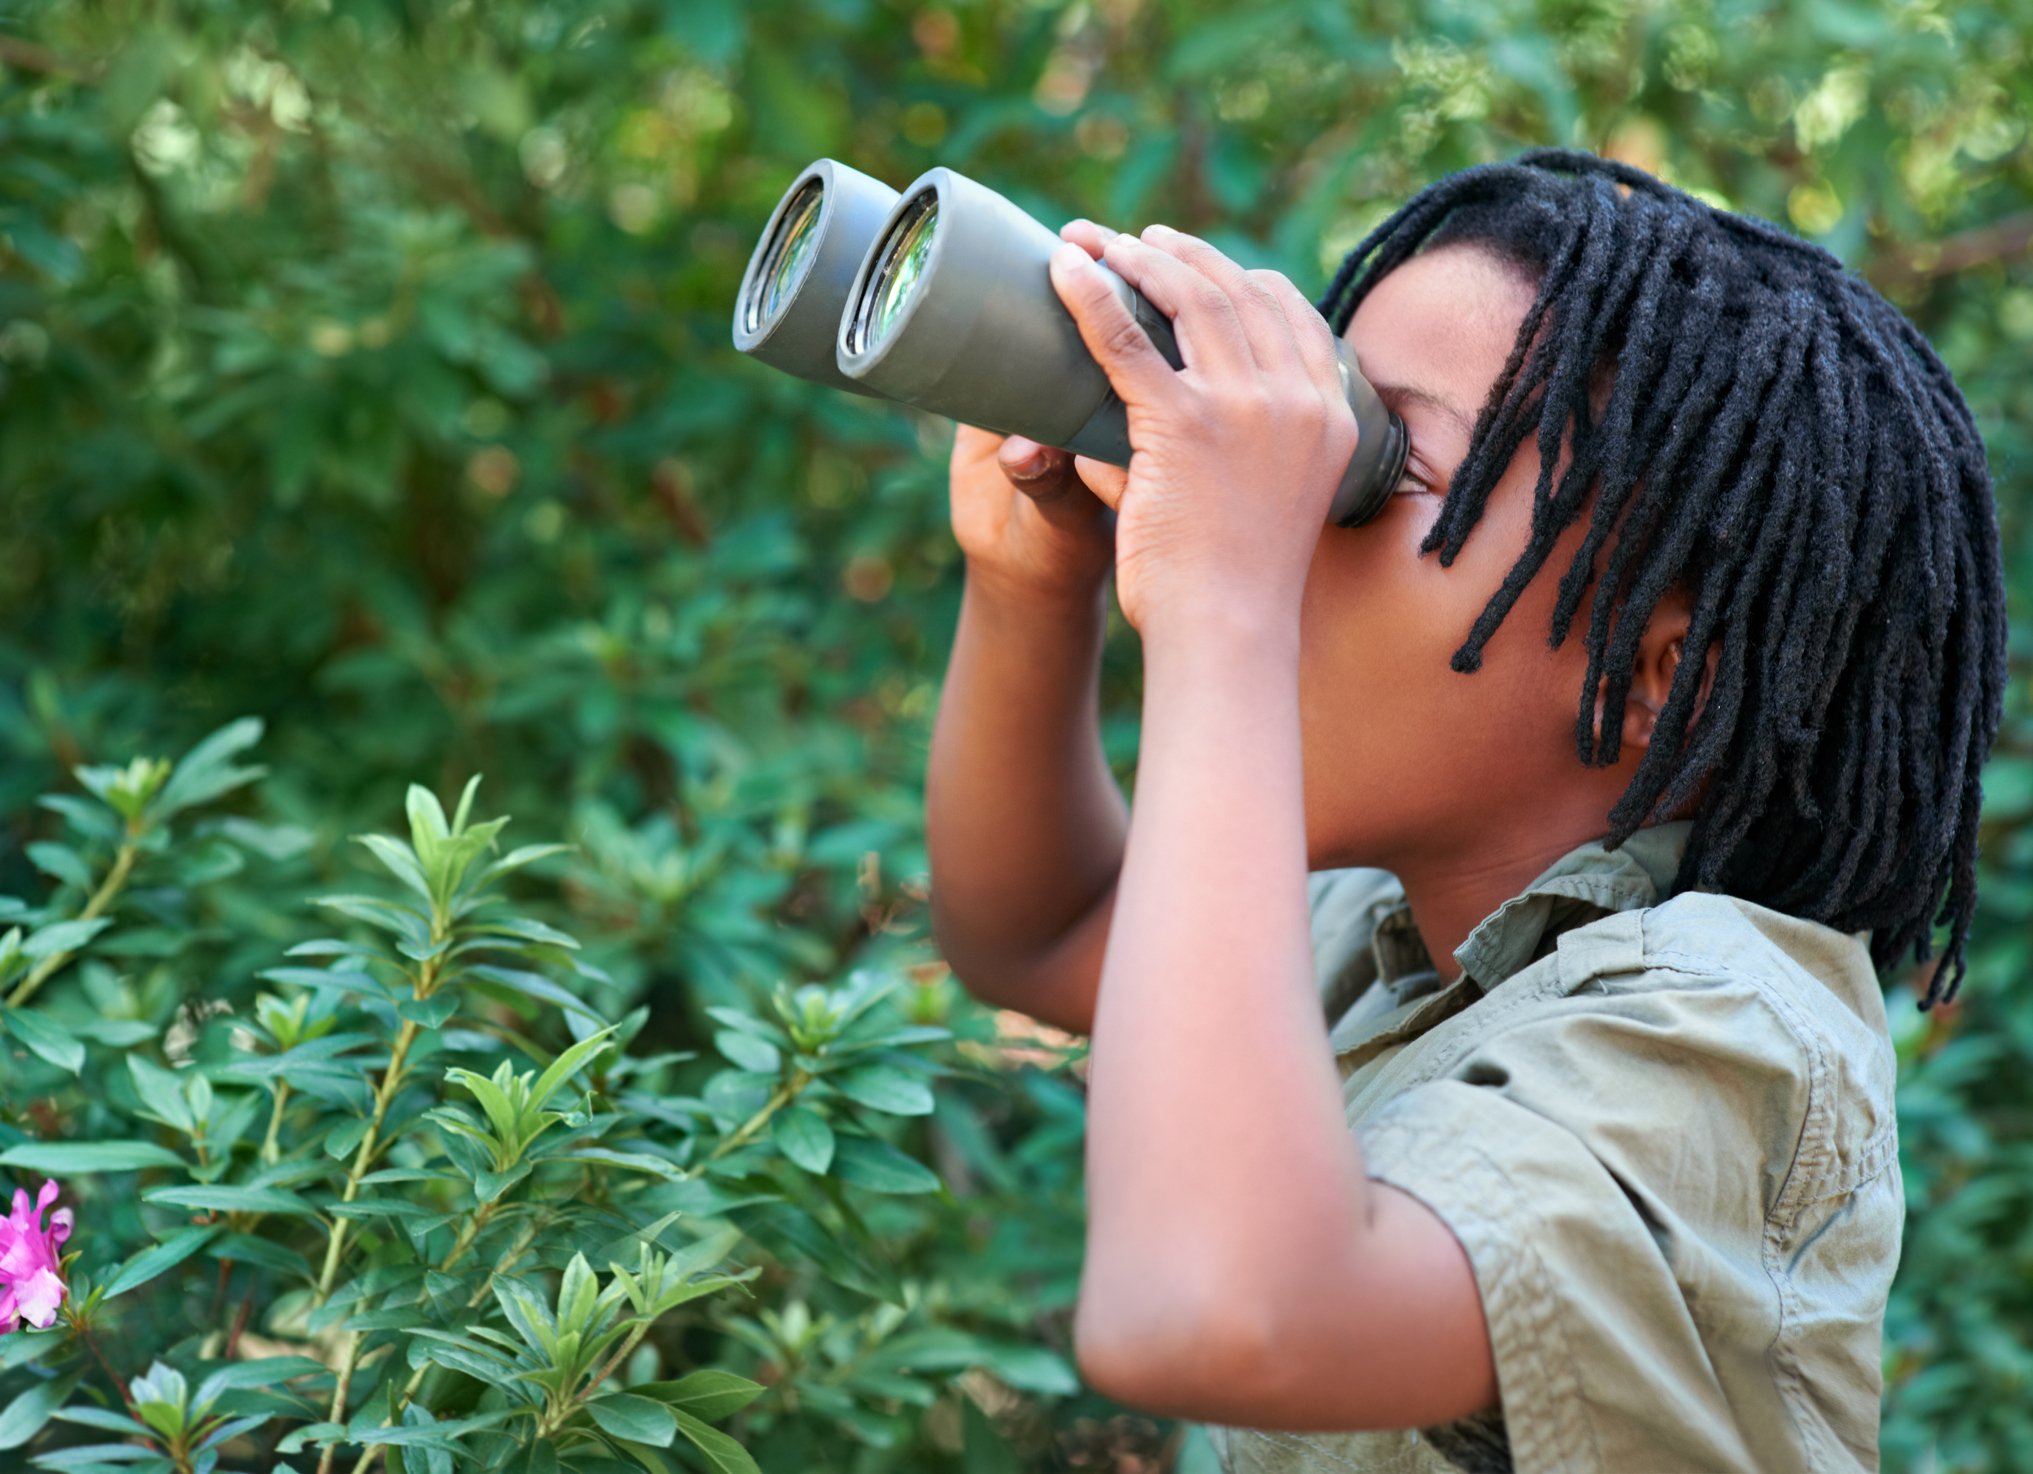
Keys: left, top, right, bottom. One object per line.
{"left": 1395, "top": 463, "right": 1440, "bottom": 497}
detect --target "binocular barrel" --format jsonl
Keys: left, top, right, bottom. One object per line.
{"left": 732, "top": 159, "right": 1408, "bottom": 528}
{"left": 731, "top": 159, "right": 899, "bottom": 397}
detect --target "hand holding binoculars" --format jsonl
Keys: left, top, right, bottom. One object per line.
{"left": 731, "top": 160, "right": 1410, "bottom": 529}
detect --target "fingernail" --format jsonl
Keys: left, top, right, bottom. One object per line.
{"left": 1144, "top": 222, "right": 1175, "bottom": 238}
{"left": 1051, "top": 241, "right": 1087, "bottom": 271}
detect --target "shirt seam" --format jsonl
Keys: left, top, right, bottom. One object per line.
{"left": 1642, "top": 946, "right": 1837, "bottom": 1472}
{"left": 1362, "top": 1109, "right": 1604, "bottom": 1473}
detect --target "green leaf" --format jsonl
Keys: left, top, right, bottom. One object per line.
{"left": 529, "top": 1026, "right": 616, "bottom": 1112}
{"left": 829, "top": 1134, "right": 941, "bottom": 1195}
{"left": 398, "top": 992, "right": 459, "bottom": 1029}
{"left": 632, "top": 1370, "right": 766, "bottom": 1422}
{"left": 465, "top": 964, "right": 606, "bottom": 1025}
{"left": 0, "top": 1370, "right": 83, "bottom": 1450}
{"left": 145, "top": 1184, "right": 320, "bottom": 1217}
{"left": 101, "top": 1225, "right": 221, "bottom": 1300}
{"left": 20, "top": 917, "right": 111, "bottom": 959}
{"left": 446, "top": 1067, "right": 521, "bottom": 1146}
{"left": 714, "top": 1031, "right": 780, "bottom": 1074}
{"left": 129, "top": 1055, "right": 197, "bottom": 1131}
{"left": 405, "top": 784, "right": 450, "bottom": 849}
{"left": 26, "top": 842, "right": 92, "bottom": 892}
{"left": 771, "top": 1105, "right": 834, "bottom": 1173}
{"left": 470, "top": 843, "right": 570, "bottom": 890}
{"left": 830, "top": 1063, "right": 935, "bottom": 1116}
{"left": 863, "top": 1328, "right": 1080, "bottom": 1395}
{"left": 153, "top": 716, "right": 265, "bottom": 820}
{"left": 671, "top": 1407, "right": 762, "bottom": 1474}
{"left": 0, "top": 1139, "right": 187, "bottom": 1173}
{"left": 2, "top": 1009, "right": 85, "bottom": 1073}
{"left": 585, "top": 1393, "right": 676, "bottom": 1447}
{"left": 478, "top": 916, "right": 580, "bottom": 950}
{"left": 563, "top": 1148, "right": 686, "bottom": 1179}
{"left": 354, "top": 833, "right": 435, "bottom": 907}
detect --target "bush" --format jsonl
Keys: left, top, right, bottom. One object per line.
{"left": 0, "top": 723, "right": 1097, "bottom": 1471}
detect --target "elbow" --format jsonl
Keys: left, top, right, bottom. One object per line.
{"left": 1072, "top": 1275, "right": 1279, "bottom": 1418}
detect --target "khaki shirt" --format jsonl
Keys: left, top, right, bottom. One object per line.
{"left": 1201, "top": 819, "right": 1902, "bottom": 1474}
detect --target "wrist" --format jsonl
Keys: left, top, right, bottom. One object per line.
{"left": 963, "top": 563, "right": 1111, "bottom": 624}
{"left": 1137, "top": 593, "right": 1302, "bottom": 669}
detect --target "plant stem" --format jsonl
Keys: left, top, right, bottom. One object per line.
{"left": 708, "top": 1075, "right": 805, "bottom": 1161}
{"left": 260, "top": 1080, "right": 293, "bottom": 1166}
{"left": 7, "top": 834, "right": 138, "bottom": 1008}
{"left": 310, "top": 984, "right": 429, "bottom": 1474}
{"left": 575, "top": 1322, "right": 653, "bottom": 1407}
{"left": 314, "top": 1016, "right": 421, "bottom": 1305}
{"left": 343, "top": 1211, "right": 546, "bottom": 1474}
{"left": 77, "top": 1322, "right": 140, "bottom": 1415}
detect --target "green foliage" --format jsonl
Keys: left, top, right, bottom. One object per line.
{"left": 0, "top": 0, "right": 2027, "bottom": 1469}
{"left": 0, "top": 738, "right": 1089, "bottom": 1470}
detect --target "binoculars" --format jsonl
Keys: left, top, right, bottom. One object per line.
{"left": 731, "top": 159, "right": 1409, "bottom": 528}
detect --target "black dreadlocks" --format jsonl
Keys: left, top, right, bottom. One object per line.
{"left": 1316, "top": 147, "right": 2008, "bottom": 1009}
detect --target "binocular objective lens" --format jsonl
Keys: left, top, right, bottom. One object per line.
{"left": 855, "top": 193, "right": 939, "bottom": 353}
{"left": 745, "top": 179, "right": 825, "bottom": 336}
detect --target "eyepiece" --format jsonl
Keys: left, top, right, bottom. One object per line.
{"left": 732, "top": 160, "right": 900, "bottom": 395}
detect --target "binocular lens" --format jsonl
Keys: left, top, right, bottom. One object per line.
{"left": 745, "top": 178, "right": 825, "bottom": 337}
{"left": 854, "top": 193, "right": 939, "bottom": 354}
{"left": 730, "top": 159, "right": 900, "bottom": 394}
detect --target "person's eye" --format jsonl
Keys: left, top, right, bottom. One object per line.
{"left": 1395, "top": 465, "right": 1439, "bottom": 497}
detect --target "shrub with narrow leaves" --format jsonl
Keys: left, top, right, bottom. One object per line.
{"left": 0, "top": 726, "right": 1086, "bottom": 1471}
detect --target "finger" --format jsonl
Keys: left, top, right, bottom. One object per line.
{"left": 1071, "top": 454, "right": 1130, "bottom": 512}
{"left": 1257, "top": 270, "right": 1350, "bottom": 405}
{"left": 1060, "top": 218, "right": 1122, "bottom": 259}
{"left": 1141, "top": 224, "right": 1302, "bottom": 375}
{"left": 951, "top": 422, "right": 1002, "bottom": 470}
{"left": 998, "top": 436, "right": 1079, "bottom": 501}
{"left": 1048, "top": 242, "right": 1179, "bottom": 409}
{"left": 1235, "top": 266, "right": 1307, "bottom": 376}
{"left": 1096, "top": 230, "right": 1255, "bottom": 380}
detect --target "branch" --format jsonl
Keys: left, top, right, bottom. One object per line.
{"left": 1867, "top": 211, "right": 2033, "bottom": 290}
{"left": 0, "top": 33, "right": 85, "bottom": 78}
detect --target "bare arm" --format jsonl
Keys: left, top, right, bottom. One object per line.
{"left": 925, "top": 570, "right": 1126, "bottom": 1037}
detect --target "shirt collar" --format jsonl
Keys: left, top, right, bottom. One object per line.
{"left": 1374, "top": 820, "right": 1696, "bottom": 995}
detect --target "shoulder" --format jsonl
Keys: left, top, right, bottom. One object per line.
{"left": 1551, "top": 889, "right": 1899, "bottom": 1210}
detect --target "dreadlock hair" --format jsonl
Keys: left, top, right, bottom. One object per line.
{"left": 1316, "top": 147, "right": 2008, "bottom": 1009}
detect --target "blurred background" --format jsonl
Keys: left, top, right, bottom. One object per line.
{"left": 1, "top": 0, "right": 2027, "bottom": 1468}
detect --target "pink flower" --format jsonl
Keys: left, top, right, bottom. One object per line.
{"left": 0, "top": 1180, "right": 72, "bottom": 1333}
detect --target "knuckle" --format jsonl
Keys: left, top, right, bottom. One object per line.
{"left": 1185, "top": 278, "right": 1232, "bottom": 319}
{"left": 1243, "top": 268, "right": 1286, "bottom": 301}
{"left": 1322, "top": 399, "right": 1358, "bottom": 453}
{"left": 1102, "top": 314, "right": 1151, "bottom": 363}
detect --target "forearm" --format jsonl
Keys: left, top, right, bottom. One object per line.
{"left": 1075, "top": 609, "right": 1372, "bottom": 1361}
{"left": 926, "top": 569, "right": 1129, "bottom": 1006}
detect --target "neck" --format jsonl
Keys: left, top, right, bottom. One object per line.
{"left": 1383, "top": 826, "right": 1601, "bottom": 987}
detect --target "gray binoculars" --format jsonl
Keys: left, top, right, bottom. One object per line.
{"left": 731, "top": 159, "right": 1408, "bottom": 528}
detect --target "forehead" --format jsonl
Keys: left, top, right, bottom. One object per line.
{"left": 1339, "top": 243, "right": 1538, "bottom": 415}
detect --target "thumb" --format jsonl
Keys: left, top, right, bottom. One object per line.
{"left": 998, "top": 436, "right": 1077, "bottom": 500}
{"left": 1048, "top": 243, "right": 1172, "bottom": 409}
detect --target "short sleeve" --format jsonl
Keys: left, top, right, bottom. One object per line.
{"left": 1355, "top": 969, "right": 1820, "bottom": 1474}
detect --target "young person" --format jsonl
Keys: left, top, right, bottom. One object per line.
{"left": 924, "top": 149, "right": 2007, "bottom": 1472}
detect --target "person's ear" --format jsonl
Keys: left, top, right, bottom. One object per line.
{"left": 1595, "top": 596, "right": 1716, "bottom": 754}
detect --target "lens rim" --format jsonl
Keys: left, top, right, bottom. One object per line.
{"left": 741, "top": 177, "right": 825, "bottom": 338}
{"left": 846, "top": 189, "right": 939, "bottom": 356}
